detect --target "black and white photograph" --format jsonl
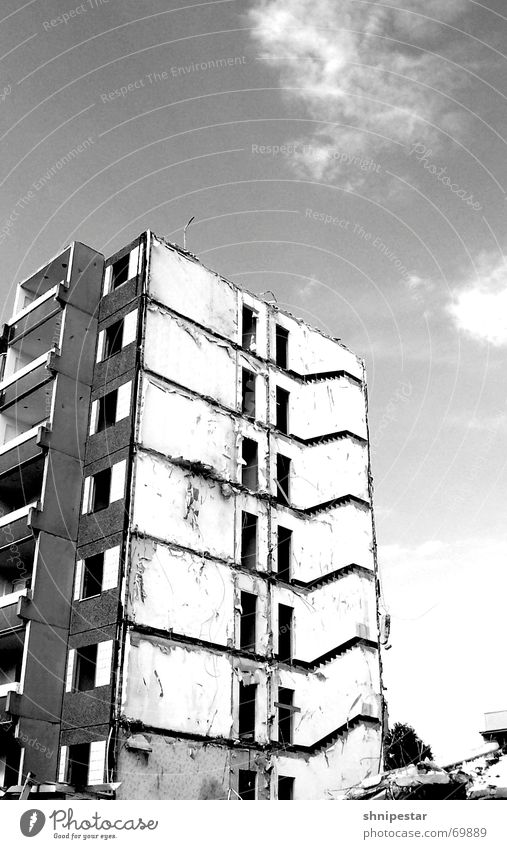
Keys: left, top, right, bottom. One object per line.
{"left": 0, "top": 0, "right": 506, "bottom": 841}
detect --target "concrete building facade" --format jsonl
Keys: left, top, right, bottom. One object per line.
{"left": 0, "top": 231, "right": 384, "bottom": 800}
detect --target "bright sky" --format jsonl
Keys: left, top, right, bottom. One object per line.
{"left": 1, "top": 0, "right": 506, "bottom": 764}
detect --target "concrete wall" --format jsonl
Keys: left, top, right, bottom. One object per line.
{"left": 271, "top": 434, "right": 369, "bottom": 508}
{"left": 126, "top": 537, "right": 237, "bottom": 647}
{"left": 132, "top": 450, "right": 270, "bottom": 567}
{"left": 138, "top": 375, "right": 269, "bottom": 490}
{"left": 116, "top": 733, "right": 232, "bottom": 800}
{"left": 276, "top": 648, "right": 380, "bottom": 747}
{"left": 271, "top": 373, "right": 367, "bottom": 440}
{"left": 125, "top": 536, "right": 374, "bottom": 662}
{"left": 144, "top": 305, "right": 238, "bottom": 410}
{"left": 270, "top": 310, "right": 363, "bottom": 379}
{"left": 274, "top": 723, "right": 382, "bottom": 800}
{"left": 149, "top": 238, "right": 238, "bottom": 340}
{"left": 273, "top": 573, "right": 377, "bottom": 662}
{"left": 271, "top": 502, "right": 374, "bottom": 581}
{"left": 115, "top": 723, "right": 381, "bottom": 800}
{"left": 121, "top": 633, "right": 269, "bottom": 744}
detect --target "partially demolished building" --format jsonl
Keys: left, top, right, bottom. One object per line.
{"left": 0, "top": 231, "right": 383, "bottom": 799}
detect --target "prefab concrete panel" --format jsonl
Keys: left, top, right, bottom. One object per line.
{"left": 144, "top": 306, "right": 237, "bottom": 409}
{"left": 49, "top": 374, "right": 92, "bottom": 459}
{"left": 277, "top": 648, "right": 381, "bottom": 747}
{"left": 132, "top": 451, "right": 236, "bottom": 561}
{"left": 273, "top": 502, "right": 374, "bottom": 582}
{"left": 40, "top": 450, "right": 84, "bottom": 539}
{"left": 294, "top": 379, "right": 367, "bottom": 440}
{"left": 20, "top": 620, "right": 69, "bottom": 721}
{"left": 140, "top": 378, "right": 237, "bottom": 481}
{"left": 122, "top": 635, "right": 234, "bottom": 739}
{"left": 68, "top": 243, "right": 105, "bottom": 316}
{"left": 274, "top": 572, "right": 377, "bottom": 663}
{"left": 274, "top": 723, "right": 381, "bottom": 799}
{"left": 149, "top": 238, "right": 238, "bottom": 339}
{"left": 15, "top": 716, "right": 61, "bottom": 784}
{"left": 274, "top": 438, "right": 369, "bottom": 508}
{"left": 115, "top": 734, "right": 231, "bottom": 800}
{"left": 58, "top": 305, "right": 97, "bottom": 385}
{"left": 33, "top": 534, "right": 78, "bottom": 628}
{"left": 273, "top": 312, "right": 363, "bottom": 379}
{"left": 127, "top": 537, "right": 236, "bottom": 647}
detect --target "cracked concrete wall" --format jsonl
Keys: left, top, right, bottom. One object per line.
{"left": 150, "top": 237, "right": 238, "bottom": 339}
{"left": 274, "top": 723, "right": 381, "bottom": 800}
{"left": 271, "top": 434, "right": 369, "bottom": 508}
{"left": 122, "top": 634, "right": 270, "bottom": 743}
{"left": 132, "top": 449, "right": 270, "bottom": 566}
{"left": 116, "top": 734, "right": 231, "bottom": 800}
{"left": 127, "top": 536, "right": 236, "bottom": 645}
{"left": 272, "top": 312, "right": 363, "bottom": 379}
{"left": 120, "top": 635, "right": 378, "bottom": 750}
{"left": 126, "top": 536, "right": 373, "bottom": 662}
{"left": 144, "top": 306, "right": 238, "bottom": 410}
{"left": 122, "top": 634, "right": 235, "bottom": 739}
{"left": 115, "top": 725, "right": 381, "bottom": 800}
{"left": 276, "top": 648, "right": 381, "bottom": 748}
{"left": 273, "top": 572, "right": 377, "bottom": 662}
{"left": 272, "top": 502, "right": 374, "bottom": 581}
{"left": 145, "top": 306, "right": 271, "bottom": 422}
{"left": 271, "top": 372, "right": 367, "bottom": 441}
{"left": 115, "top": 731, "right": 273, "bottom": 800}
{"left": 149, "top": 236, "right": 363, "bottom": 384}
{"left": 139, "top": 374, "right": 269, "bottom": 490}
{"left": 126, "top": 537, "right": 270, "bottom": 654}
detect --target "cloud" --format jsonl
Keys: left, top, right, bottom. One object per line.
{"left": 249, "top": 0, "right": 470, "bottom": 182}
{"left": 449, "top": 255, "right": 507, "bottom": 346}
{"left": 444, "top": 411, "right": 507, "bottom": 432}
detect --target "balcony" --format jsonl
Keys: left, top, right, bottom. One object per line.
{"left": 0, "top": 425, "right": 49, "bottom": 479}
{"left": 2, "top": 291, "right": 63, "bottom": 385}
{"left": 0, "top": 503, "right": 38, "bottom": 552}
{"left": 4, "top": 284, "right": 62, "bottom": 348}
{"left": 0, "top": 588, "right": 30, "bottom": 634}
{"left": 12, "top": 247, "right": 71, "bottom": 314}
{"left": 0, "top": 349, "right": 56, "bottom": 415}
{"left": 0, "top": 628, "right": 24, "bottom": 701}
{"left": 0, "top": 531, "right": 34, "bottom": 581}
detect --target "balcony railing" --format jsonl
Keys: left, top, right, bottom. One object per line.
{"left": 0, "top": 587, "right": 29, "bottom": 611}
{"left": 0, "top": 348, "right": 57, "bottom": 414}
{"left": 0, "top": 502, "right": 38, "bottom": 551}
{"left": 0, "top": 589, "right": 29, "bottom": 633}
{"left": 0, "top": 424, "right": 49, "bottom": 476}
{"left": 6, "top": 284, "right": 60, "bottom": 332}
{"left": 0, "top": 681, "right": 20, "bottom": 699}
{"left": 0, "top": 350, "right": 52, "bottom": 393}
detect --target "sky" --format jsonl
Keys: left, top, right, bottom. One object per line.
{"left": 1, "top": 0, "right": 506, "bottom": 764}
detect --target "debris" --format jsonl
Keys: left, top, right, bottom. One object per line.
{"left": 342, "top": 744, "right": 507, "bottom": 800}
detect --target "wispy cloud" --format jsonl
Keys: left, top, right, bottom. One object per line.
{"left": 249, "top": 0, "right": 471, "bottom": 182}
{"left": 449, "top": 254, "right": 507, "bottom": 346}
